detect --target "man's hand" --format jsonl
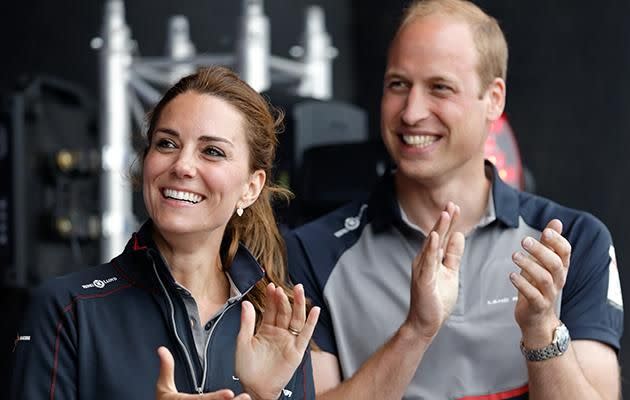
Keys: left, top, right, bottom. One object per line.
{"left": 235, "top": 283, "right": 320, "bottom": 400}
{"left": 155, "top": 346, "right": 251, "bottom": 400}
{"left": 405, "top": 202, "right": 465, "bottom": 340}
{"left": 510, "top": 219, "right": 572, "bottom": 347}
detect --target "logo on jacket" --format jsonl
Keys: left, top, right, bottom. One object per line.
{"left": 282, "top": 389, "right": 293, "bottom": 397}
{"left": 82, "top": 277, "right": 118, "bottom": 289}
{"left": 13, "top": 333, "right": 30, "bottom": 352}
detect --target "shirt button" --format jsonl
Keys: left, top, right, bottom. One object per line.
{"left": 205, "top": 322, "right": 211, "bottom": 331}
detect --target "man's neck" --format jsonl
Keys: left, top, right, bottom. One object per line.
{"left": 395, "top": 164, "right": 491, "bottom": 235}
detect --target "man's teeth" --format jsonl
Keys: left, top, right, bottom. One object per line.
{"left": 163, "top": 189, "right": 202, "bottom": 204}
{"left": 401, "top": 135, "right": 438, "bottom": 147}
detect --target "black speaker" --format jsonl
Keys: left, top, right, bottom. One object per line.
{"left": 1, "top": 76, "right": 100, "bottom": 286}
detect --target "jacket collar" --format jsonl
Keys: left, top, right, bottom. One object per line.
{"left": 122, "top": 220, "right": 265, "bottom": 294}
{"left": 368, "top": 160, "right": 520, "bottom": 233}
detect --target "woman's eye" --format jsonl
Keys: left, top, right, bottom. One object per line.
{"left": 203, "top": 146, "right": 225, "bottom": 157}
{"left": 155, "top": 139, "right": 176, "bottom": 149}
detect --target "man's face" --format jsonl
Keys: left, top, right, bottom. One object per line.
{"left": 380, "top": 14, "right": 504, "bottom": 185}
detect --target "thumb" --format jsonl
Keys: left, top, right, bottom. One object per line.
{"left": 156, "top": 346, "right": 178, "bottom": 394}
{"left": 238, "top": 301, "right": 256, "bottom": 343}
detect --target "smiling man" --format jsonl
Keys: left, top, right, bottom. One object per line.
{"left": 286, "top": 0, "right": 624, "bottom": 399}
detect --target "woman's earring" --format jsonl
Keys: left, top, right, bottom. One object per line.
{"left": 236, "top": 207, "right": 244, "bottom": 217}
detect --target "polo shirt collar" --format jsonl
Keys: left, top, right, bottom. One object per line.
{"left": 368, "top": 160, "right": 520, "bottom": 233}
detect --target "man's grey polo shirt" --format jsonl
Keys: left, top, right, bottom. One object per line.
{"left": 286, "top": 165, "right": 623, "bottom": 399}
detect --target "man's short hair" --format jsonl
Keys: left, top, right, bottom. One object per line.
{"left": 397, "top": 0, "right": 508, "bottom": 93}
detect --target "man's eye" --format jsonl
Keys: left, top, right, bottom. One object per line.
{"left": 433, "top": 83, "right": 452, "bottom": 92}
{"left": 387, "top": 80, "right": 407, "bottom": 89}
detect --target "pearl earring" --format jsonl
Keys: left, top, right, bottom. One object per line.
{"left": 236, "top": 207, "right": 244, "bottom": 217}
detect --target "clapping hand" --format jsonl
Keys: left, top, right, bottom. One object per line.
{"left": 510, "top": 219, "right": 572, "bottom": 347}
{"left": 405, "top": 202, "right": 465, "bottom": 340}
{"left": 235, "top": 283, "right": 320, "bottom": 400}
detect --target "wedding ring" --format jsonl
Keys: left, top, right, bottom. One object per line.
{"left": 288, "top": 326, "right": 301, "bottom": 336}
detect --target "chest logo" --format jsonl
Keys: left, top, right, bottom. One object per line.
{"left": 82, "top": 277, "right": 118, "bottom": 289}
{"left": 13, "top": 333, "right": 31, "bottom": 352}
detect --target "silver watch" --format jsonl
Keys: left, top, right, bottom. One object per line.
{"left": 520, "top": 323, "right": 570, "bottom": 362}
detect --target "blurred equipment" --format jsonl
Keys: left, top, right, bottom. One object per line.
{"left": 485, "top": 114, "right": 529, "bottom": 191}
{"left": 298, "top": 140, "right": 391, "bottom": 223}
{"left": 268, "top": 98, "right": 374, "bottom": 225}
{"left": 0, "top": 76, "right": 100, "bottom": 286}
{"left": 93, "top": 0, "right": 338, "bottom": 261}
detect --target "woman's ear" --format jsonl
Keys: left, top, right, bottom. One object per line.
{"left": 240, "top": 169, "right": 266, "bottom": 209}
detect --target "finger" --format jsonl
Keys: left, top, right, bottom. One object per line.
{"left": 412, "top": 211, "right": 445, "bottom": 270}
{"left": 433, "top": 211, "right": 451, "bottom": 240}
{"left": 275, "top": 286, "right": 293, "bottom": 329}
{"left": 546, "top": 219, "right": 563, "bottom": 235}
{"left": 296, "top": 306, "right": 321, "bottom": 350}
{"left": 521, "top": 236, "right": 566, "bottom": 289}
{"left": 441, "top": 204, "right": 460, "bottom": 250}
{"left": 512, "top": 250, "right": 558, "bottom": 300}
{"left": 439, "top": 202, "right": 456, "bottom": 248}
{"left": 442, "top": 231, "right": 464, "bottom": 271}
{"left": 261, "top": 283, "right": 277, "bottom": 326}
{"left": 200, "top": 389, "right": 237, "bottom": 399}
{"left": 238, "top": 301, "right": 256, "bottom": 344}
{"left": 420, "top": 231, "right": 440, "bottom": 283}
{"left": 509, "top": 272, "right": 547, "bottom": 311}
{"left": 233, "top": 394, "right": 252, "bottom": 400}
{"left": 156, "top": 346, "right": 178, "bottom": 394}
{"left": 289, "top": 284, "right": 307, "bottom": 332}
{"left": 540, "top": 227, "right": 571, "bottom": 269}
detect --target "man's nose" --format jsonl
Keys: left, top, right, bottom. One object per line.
{"left": 401, "top": 86, "right": 429, "bottom": 126}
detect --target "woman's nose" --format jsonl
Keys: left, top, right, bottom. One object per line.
{"left": 171, "top": 151, "right": 196, "bottom": 178}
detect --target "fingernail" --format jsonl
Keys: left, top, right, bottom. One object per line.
{"left": 543, "top": 229, "right": 554, "bottom": 239}
{"left": 523, "top": 237, "right": 533, "bottom": 248}
{"left": 513, "top": 251, "right": 523, "bottom": 261}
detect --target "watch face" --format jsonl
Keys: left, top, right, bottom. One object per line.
{"left": 555, "top": 325, "right": 570, "bottom": 352}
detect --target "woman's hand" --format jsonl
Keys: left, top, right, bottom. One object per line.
{"left": 155, "top": 346, "right": 251, "bottom": 400}
{"left": 235, "top": 283, "right": 320, "bottom": 400}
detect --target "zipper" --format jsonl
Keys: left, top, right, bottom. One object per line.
{"left": 199, "top": 284, "right": 257, "bottom": 391}
{"left": 151, "top": 258, "right": 202, "bottom": 393}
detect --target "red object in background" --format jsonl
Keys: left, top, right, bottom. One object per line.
{"left": 485, "top": 114, "right": 523, "bottom": 190}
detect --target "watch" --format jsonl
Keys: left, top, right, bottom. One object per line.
{"left": 520, "top": 323, "right": 570, "bottom": 362}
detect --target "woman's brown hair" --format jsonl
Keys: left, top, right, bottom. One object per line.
{"left": 142, "top": 66, "right": 295, "bottom": 324}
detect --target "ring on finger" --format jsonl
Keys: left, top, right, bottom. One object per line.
{"left": 288, "top": 326, "right": 301, "bottom": 336}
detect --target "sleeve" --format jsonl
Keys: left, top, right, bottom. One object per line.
{"left": 560, "top": 214, "right": 624, "bottom": 352}
{"left": 285, "top": 348, "right": 316, "bottom": 400}
{"left": 10, "top": 283, "right": 78, "bottom": 400}
{"left": 285, "top": 231, "right": 339, "bottom": 356}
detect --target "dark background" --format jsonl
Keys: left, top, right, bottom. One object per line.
{"left": 2, "top": 0, "right": 628, "bottom": 394}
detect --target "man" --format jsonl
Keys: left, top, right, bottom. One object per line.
{"left": 286, "top": 0, "right": 624, "bottom": 399}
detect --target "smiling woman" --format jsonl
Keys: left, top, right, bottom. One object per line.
{"left": 10, "top": 66, "right": 320, "bottom": 400}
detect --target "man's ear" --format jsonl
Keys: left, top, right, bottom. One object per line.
{"left": 486, "top": 77, "right": 506, "bottom": 121}
{"left": 240, "top": 169, "right": 266, "bottom": 209}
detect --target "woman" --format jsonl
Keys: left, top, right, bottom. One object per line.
{"left": 11, "top": 66, "right": 319, "bottom": 400}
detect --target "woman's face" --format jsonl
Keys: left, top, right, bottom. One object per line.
{"left": 143, "top": 91, "right": 264, "bottom": 238}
